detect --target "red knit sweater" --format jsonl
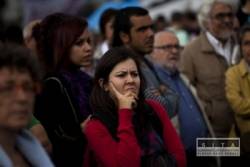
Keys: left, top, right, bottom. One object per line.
{"left": 83, "top": 100, "right": 186, "bottom": 167}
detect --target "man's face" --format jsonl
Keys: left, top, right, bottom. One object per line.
{"left": 128, "top": 15, "right": 154, "bottom": 55}
{"left": 152, "top": 32, "right": 181, "bottom": 71}
{"left": 0, "top": 68, "right": 35, "bottom": 131}
{"left": 207, "top": 2, "right": 235, "bottom": 41}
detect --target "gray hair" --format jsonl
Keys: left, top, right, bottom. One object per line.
{"left": 198, "top": 0, "right": 239, "bottom": 31}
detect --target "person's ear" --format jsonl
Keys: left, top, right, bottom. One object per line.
{"left": 120, "top": 32, "right": 130, "bottom": 44}
{"left": 98, "top": 78, "right": 109, "bottom": 91}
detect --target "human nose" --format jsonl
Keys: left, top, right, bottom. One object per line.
{"left": 223, "top": 14, "right": 234, "bottom": 25}
{"left": 147, "top": 27, "right": 154, "bottom": 37}
{"left": 172, "top": 45, "right": 181, "bottom": 54}
{"left": 169, "top": 45, "right": 177, "bottom": 51}
{"left": 224, "top": 15, "right": 233, "bottom": 24}
{"left": 83, "top": 41, "right": 92, "bottom": 52}
{"left": 127, "top": 74, "right": 135, "bottom": 83}
{"left": 15, "top": 86, "right": 30, "bottom": 101}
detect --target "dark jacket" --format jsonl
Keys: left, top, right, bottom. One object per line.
{"left": 35, "top": 71, "right": 92, "bottom": 167}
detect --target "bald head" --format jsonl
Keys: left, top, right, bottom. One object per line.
{"left": 151, "top": 31, "right": 180, "bottom": 71}
{"left": 154, "top": 31, "right": 178, "bottom": 46}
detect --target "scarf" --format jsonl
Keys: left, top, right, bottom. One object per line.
{"left": 61, "top": 69, "right": 93, "bottom": 119}
{"left": 0, "top": 130, "right": 54, "bottom": 167}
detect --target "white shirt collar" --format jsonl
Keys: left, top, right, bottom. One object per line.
{"left": 101, "top": 41, "right": 109, "bottom": 55}
{"left": 206, "top": 32, "right": 233, "bottom": 65}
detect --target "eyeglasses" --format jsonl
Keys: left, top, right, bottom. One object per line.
{"left": 0, "top": 83, "right": 35, "bottom": 97}
{"left": 211, "top": 12, "right": 234, "bottom": 21}
{"left": 154, "top": 44, "right": 181, "bottom": 51}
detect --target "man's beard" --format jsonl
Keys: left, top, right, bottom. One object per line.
{"left": 218, "top": 30, "right": 233, "bottom": 41}
{"left": 165, "top": 62, "right": 179, "bottom": 73}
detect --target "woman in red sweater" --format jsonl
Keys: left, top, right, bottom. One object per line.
{"left": 82, "top": 46, "right": 186, "bottom": 167}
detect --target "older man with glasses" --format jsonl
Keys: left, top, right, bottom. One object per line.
{"left": 150, "top": 30, "right": 220, "bottom": 167}
{"left": 180, "top": 1, "right": 242, "bottom": 165}
{"left": 180, "top": 0, "right": 239, "bottom": 140}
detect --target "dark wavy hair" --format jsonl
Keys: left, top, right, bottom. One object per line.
{"left": 36, "top": 13, "right": 67, "bottom": 74}
{"left": 112, "top": 6, "right": 149, "bottom": 47}
{"left": 90, "top": 46, "right": 147, "bottom": 138}
{"left": 36, "top": 13, "right": 88, "bottom": 74}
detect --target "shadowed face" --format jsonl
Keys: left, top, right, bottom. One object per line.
{"left": 70, "top": 29, "right": 93, "bottom": 68}
{"left": 0, "top": 68, "right": 35, "bottom": 131}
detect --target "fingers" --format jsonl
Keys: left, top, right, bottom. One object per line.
{"left": 124, "top": 91, "right": 138, "bottom": 102}
{"left": 131, "top": 101, "right": 137, "bottom": 109}
{"left": 124, "top": 91, "right": 138, "bottom": 108}
{"left": 110, "top": 81, "right": 138, "bottom": 99}
{"left": 109, "top": 81, "right": 138, "bottom": 109}
{"left": 109, "top": 81, "right": 122, "bottom": 98}
{"left": 131, "top": 95, "right": 138, "bottom": 108}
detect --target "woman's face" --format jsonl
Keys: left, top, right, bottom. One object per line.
{"left": 105, "top": 58, "right": 140, "bottom": 97}
{"left": 241, "top": 31, "right": 250, "bottom": 65}
{"left": 70, "top": 29, "right": 93, "bottom": 68}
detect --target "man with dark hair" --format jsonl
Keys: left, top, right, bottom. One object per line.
{"left": 112, "top": 6, "right": 153, "bottom": 53}
{"left": 112, "top": 6, "right": 180, "bottom": 131}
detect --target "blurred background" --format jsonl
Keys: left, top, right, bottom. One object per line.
{"left": 0, "top": 0, "right": 239, "bottom": 42}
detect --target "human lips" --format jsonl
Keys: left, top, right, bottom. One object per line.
{"left": 82, "top": 53, "right": 92, "bottom": 59}
{"left": 11, "top": 109, "right": 31, "bottom": 119}
{"left": 125, "top": 87, "right": 138, "bottom": 93}
{"left": 81, "top": 54, "right": 92, "bottom": 63}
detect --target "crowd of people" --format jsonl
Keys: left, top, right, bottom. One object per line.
{"left": 0, "top": 0, "right": 249, "bottom": 167}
